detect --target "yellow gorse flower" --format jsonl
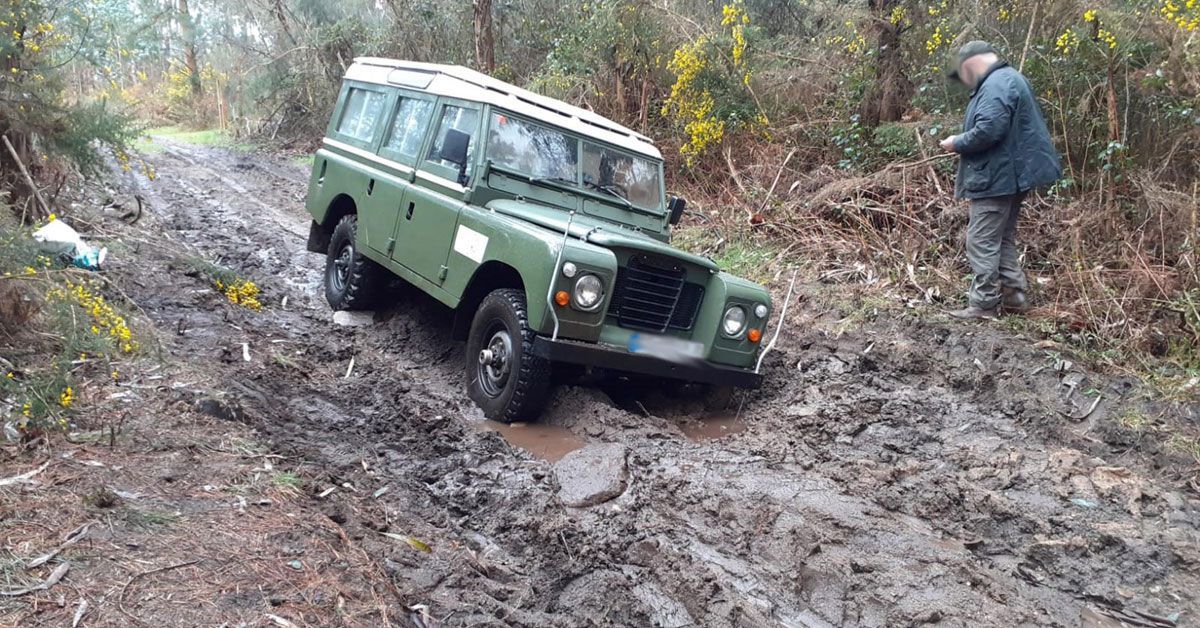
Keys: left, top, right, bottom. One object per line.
{"left": 1160, "top": 0, "right": 1199, "bottom": 31}
{"left": 48, "top": 280, "right": 139, "bottom": 353}
{"left": 1055, "top": 29, "right": 1080, "bottom": 56}
{"left": 214, "top": 277, "right": 263, "bottom": 310}
{"left": 59, "top": 386, "right": 74, "bottom": 408}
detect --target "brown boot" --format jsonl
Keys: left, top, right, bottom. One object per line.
{"left": 949, "top": 305, "right": 998, "bottom": 320}
{"left": 1001, "top": 288, "right": 1028, "bottom": 313}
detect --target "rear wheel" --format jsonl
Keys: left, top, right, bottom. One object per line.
{"left": 324, "top": 215, "right": 385, "bottom": 311}
{"left": 466, "top": 289, "right": 551, "bottom": 422}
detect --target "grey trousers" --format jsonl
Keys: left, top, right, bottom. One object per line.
{"left": 967, "top": 193, "right": 1027, "bottom": 309}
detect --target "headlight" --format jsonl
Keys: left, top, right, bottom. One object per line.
{"left": 573, "top": 274, "right": 604, "bottom": 310}
{"left": 722, "top": 305, "right": 748, "bottom": 337}
{"left": 755, "top": 303, "right": 769, "bottom": 318}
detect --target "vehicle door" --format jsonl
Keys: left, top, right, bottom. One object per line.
{"left": 365, "top": 90, "right": 437, "bottom": 258}
{"left": 325, "top": 82, "right": 394, "bottom": 254}
{"left": 393, "top": 98, "right": 482, "bottom": 284}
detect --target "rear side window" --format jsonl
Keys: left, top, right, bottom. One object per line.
{"left": 383, "top": 97, "right": 435, "bottom": 160}
{"left": 427, "top": 104, "right": 480, "bottom": 172}
{"left": 336, "top": 87, "right": 388, "bottom": 143}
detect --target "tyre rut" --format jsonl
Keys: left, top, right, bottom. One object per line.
{"left": 114, "top": 140, "right": 1200, "bottom": 626}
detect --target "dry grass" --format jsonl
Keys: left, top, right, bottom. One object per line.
{"left": 677, "top": 140, "right": 1200, "bottom": 385}
{"left": 0, "top": 395, "right": 404, "bottom": 626}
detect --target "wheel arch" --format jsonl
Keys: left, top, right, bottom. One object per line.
{"left": 452, "top": 261, "right": 527, "bottom": 340}
{"left": 307, "top": 194, "right": 359, "bottom": 254}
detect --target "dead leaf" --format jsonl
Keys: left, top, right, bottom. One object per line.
{"left": 72, "top": 598, "right": 88, "bottom": 627}
{"left": 381, "top": 531, "right": 432, "bottom": 553}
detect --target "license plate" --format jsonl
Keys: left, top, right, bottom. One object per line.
{"left": 629, "top": 333, "right": 705, "bottom": 362}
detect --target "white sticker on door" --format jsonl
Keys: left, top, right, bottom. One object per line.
{"left": 453, "top": 225, "right": 488, "bottom": 264}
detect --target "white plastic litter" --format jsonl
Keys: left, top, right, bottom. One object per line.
{"left": 32, "top": 218, "right": 107, "bottom": 270}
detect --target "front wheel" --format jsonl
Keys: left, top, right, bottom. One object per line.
{"left": 466, "top": 289, "right": 551, "bottom": 422}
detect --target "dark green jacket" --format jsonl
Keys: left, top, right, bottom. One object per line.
{"left": 954, "top": 62, "right": 1061, "bottom": 200}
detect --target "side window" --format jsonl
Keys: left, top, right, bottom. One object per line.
{"left": 336, "top": 87, "right": 388, "bottom": 143}
{"left": 382, "top": 97, "right": 435, "bottom": 160}
{"left": 427, "top": 104, "right": 480, "bottom": 174}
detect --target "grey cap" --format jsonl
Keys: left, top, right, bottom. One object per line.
{"left": 947, "top": 40, "right": 997, "bottom": 81}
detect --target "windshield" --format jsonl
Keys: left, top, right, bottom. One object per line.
{"left": 581, "top": 143, "right": 662, "bottom": 210}
{"left": 487, "top": 113, "right": 578, "bottom": 180}
{"left": 486, "top": 112, "right": 664, "bottom": 211}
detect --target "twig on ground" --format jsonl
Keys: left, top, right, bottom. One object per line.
{"left": 118, "top": 560, "right": 201, "bottom": 623}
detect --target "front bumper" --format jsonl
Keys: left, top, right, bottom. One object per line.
{"left": 532, "top": 336, "right": 763, "bottom": 389}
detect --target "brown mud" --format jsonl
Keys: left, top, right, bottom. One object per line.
{"left": 74, "top": 138, "right": 1200, "bottom": 626}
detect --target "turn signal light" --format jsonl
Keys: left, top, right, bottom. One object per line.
{"left": 554, "top": 291, "right": 570, "bottom": 307}
{"left": 747, "top": 328, "right": 762, "bottom": 343}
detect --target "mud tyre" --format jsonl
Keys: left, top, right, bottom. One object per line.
{"left": 466, "top": 289, "right": 552, "bottom": 422}
{"left": 324, "top": 215, "right": 385, "bottom": 311}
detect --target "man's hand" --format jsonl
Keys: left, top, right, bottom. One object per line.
{"left": 939, "top": 136, "right": 958, "bottom": 153}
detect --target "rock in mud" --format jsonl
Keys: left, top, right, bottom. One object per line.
{"left": 553, "top": 443, "right": 628, "bottom": 507}
{"left": 332, "top": 311, "right": 376, "bottom": 327}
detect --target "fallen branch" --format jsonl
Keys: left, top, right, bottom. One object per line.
{"left": 0, "top": 562, "right": 70, "bottom": 597}
{"left": 755, "top": 148, "right": 797, "bottom": 218}
{"left": 913, "top": 127, "right": 946, "bottom": 197}
{"left": 2, "top": 134, "right": 51, "bottom": 222}
{"left": 0, "top": 460, "right": 50, "bottom": 487}
{"left": 724, "top": 146, "right": 749, "bottom": 197}
{"left": 27, "top": 521, "right": 94, "bottom": 569}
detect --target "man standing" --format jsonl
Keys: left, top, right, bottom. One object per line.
{"left": 939, "top": 41, "right": 1061, "bottom": 319}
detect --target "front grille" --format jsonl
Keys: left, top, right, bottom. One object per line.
{"left": 609, "top": 256, "right": 704, "bottom": 333}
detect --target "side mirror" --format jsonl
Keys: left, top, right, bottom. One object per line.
{"left": 668, "top": 196, "right": 687, "bottom": 225}
{"left": 440, "top": 129, "right": 472, "bottom": 185}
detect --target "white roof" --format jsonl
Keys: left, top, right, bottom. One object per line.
{"left": 347, "top": 58, "right": 662, "bottom": 160}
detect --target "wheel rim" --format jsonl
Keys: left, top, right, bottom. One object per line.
{"left": 330, "top": 242, "right": 352, "bottom": 292}
{"left": 476, "top": 323, "right": 513, "bottom": 398}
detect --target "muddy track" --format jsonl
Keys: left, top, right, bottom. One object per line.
{"left": 114, "top": 138, "right": 1198, "bottom": 627}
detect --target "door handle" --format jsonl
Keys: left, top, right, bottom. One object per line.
{"left": 405, "top": 201, "right": 415, "bottom": 220}
{"left": 367, "top": 179, "right": 375, "bottom": 196}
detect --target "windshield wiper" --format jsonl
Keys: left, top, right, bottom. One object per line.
{"left": 530, "top": 175, "right": 579, "bottom": 188}
{"left": 583, "top": 180, "right": 633, "bottom": 208}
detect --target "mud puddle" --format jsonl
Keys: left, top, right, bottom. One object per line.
{"left": 106, "top": 137, "right": 1200, "bottom": 627}
{"left": 476, "top": 420, "right": 585, "bottom": 462}
{"left": 678, "top": 410, "right": 747, "bottom": 441}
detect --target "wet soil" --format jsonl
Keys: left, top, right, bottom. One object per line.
{"left": 100, "top": 137, "right": 1199, "bottom": 626}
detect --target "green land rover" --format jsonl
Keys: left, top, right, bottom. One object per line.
{"left": 304, "top": 58, "right": 777, "bottom": 421}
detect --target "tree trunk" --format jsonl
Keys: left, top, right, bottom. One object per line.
{"left": 177, "top": 0, "right": 202, "bottom": 97}
{"left": 473, "top": 0, "right": 495, "bottom": 73}
{"left": 859, "top": 0, "right": 913, "bottom": 127}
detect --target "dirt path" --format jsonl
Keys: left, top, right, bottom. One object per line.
{"left": 92, "top": 137, "right": 1200, "bottom": 626}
